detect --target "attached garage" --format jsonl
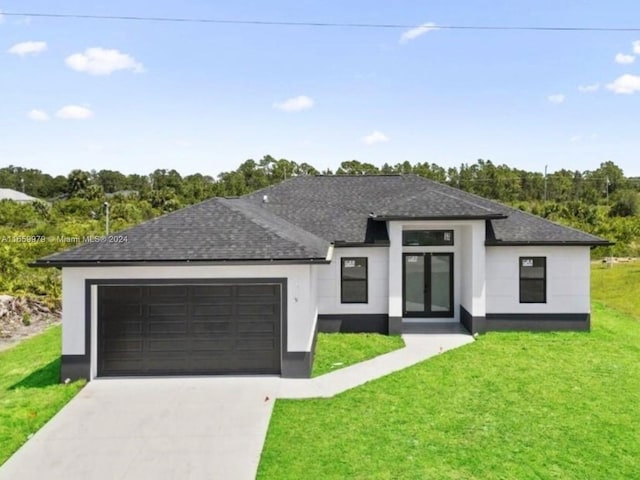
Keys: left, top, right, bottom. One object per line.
{"left": 98, "top": 282, "right": 282, "bottom": 376}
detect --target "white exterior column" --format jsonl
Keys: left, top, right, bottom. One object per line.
{"left": 387, "top": 221, "right": 403, "bottom": 333}
{"left": 470, "top": 220, "right": 487, "bottom": 317}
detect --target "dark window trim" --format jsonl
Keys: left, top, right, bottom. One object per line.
{"left": 519, "top": 257, "right": 547, "bottom": 304}
{"left": 402, "top": 252, "right": 454, "bottom": 318}
{"left": 402, "top": 229, "right": 454, "bottom": 247}
{"left": 341, "top": 257, "right": 368, "bottom": 304}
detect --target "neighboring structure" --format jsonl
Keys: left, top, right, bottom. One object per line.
{"left": 33, "top": 175, "right": 609, "bottom": 381}
{"left": 0, "top": 188, "right": 39, "bottom": 203}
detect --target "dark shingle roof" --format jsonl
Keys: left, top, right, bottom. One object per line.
{"left": 35, "top": 197, "right": 330, "bottom": 265}
{"left": 420, "top": 180, "right": 609, "bottom": 245}
{"left": 35, "top": 174, "right": 609, "bottom": 266}
{"left": 243, "top": 175, "right": 505, "bottom": 244}
{"left": 245, "top": 175, "right": 608, "bottom": 245}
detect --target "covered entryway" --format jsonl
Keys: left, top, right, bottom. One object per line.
{"left": 97, "top": 282, "right": 281, "bottom": 376}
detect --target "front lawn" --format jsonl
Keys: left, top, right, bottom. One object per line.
{"left": 259, "top": 303, "right": 640, "bottom": 479}
{"left": 312, "top": 333, "right": 405, "bottom": 377}
{"left": 592, "top": 261, "right": 640, "bottom": 320}
{"left": 0, "top": 326, "right": 85, "bottom": 465}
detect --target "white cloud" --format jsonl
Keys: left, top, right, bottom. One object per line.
{"left": 27, "top": 109, "right": 50, "bottom": 121}
{"left": 56, "top": 105, "right": 94, "bottom": 120}
{"left": 578, "top": 83, "right": 600, "bottom": 93}
{"left": 7, "top": 41, "right": 48, "bottom": 56}
{"left": 606, "top": 74, "right": 640, "bottom": 94}
{"left": 65, "top": 47, "right": 144, "bottom": 75}
{"left": 273, "top": 95, "right": 314, "bottom": 112}
{"left": 615, "top": 53, "right": 635, "bottom": 64}
{"left": 400, "top": 22, "right": 439, "bottom": 43}
{"left": 632, "top": 40, "right": 640, "bottom": 54}
{"left": 362, "top": 130, "right": 389, "bottom": 145}
{"left": 569, "top": 135, "right": 582, "bottom": 143}
{"left": 547, "top": 94, "right": 566, "bottom": 104}
{"left": 0, "top": 10, "right": 5, "bottom": 24}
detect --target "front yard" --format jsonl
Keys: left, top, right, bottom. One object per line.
{"left": 1, "top": 263, "right": 638, "bottom": 476}
{"left": 312, "top": 333, "right": 405, "bottom": 377}
{"left": 259, "top": 300, "right": 640, "bottom": 479}
{"left": 0, "top": 326, "right": 85, "bottom": 465}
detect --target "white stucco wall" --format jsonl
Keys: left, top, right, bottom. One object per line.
{"left": 315, "top": 247, "right": 389, "bottom": 314}
{"left": 61, "top": 264, "right": 317, "bottom": 361}
{"left": 459, "top": 221, "right": 486, "bottom": 317}
{"left": 485, "top": 246, "right": 591, "bottom": 314}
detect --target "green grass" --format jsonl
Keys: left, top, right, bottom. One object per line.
{"left": 312, "top": 333, "right": 405, "bottom": 377}
{"left": 0, "top": 326, "right": 85, "bottom": 466}
{"left": 592, "top": 261, "right": 640, "bottom": 320}
{"left": 259, "top": 304, "right": 640, "bottom": 479}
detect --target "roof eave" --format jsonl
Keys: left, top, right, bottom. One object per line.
{"left": 485, "top": 240, "right": 613, "bottom": 247}
{"left": 375, "top": 214, "right": 508, "bottom": 221}
{"left": 30, "top": 257, "right": 331, "bottom": 268}
{"left": 333, "top": 241, "right": 390, "bottom": 247}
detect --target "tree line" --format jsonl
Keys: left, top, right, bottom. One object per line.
{"left": 0, "top": 156, "right": 638, "bottom": 304}
{"left": 1, "top": 156, "right": 638, "bottom": 210}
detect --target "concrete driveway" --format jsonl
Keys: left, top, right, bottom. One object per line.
{"left": 0, "top": 331, "right": 473, "bottom": 479}
{"left": 0, "top": 377, "right": 280, "bottom": 480}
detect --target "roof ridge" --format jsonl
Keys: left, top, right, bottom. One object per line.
{"left": 219, "top": 198, "right": 330, "bottom": 257}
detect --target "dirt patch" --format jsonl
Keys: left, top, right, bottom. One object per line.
{"left": 0, "top": 295, "right": 60, "bottom": 351}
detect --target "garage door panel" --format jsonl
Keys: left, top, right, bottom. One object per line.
{"left": 102, "top": 320, "right": 143, "bottom": 336}
{"left": 102, "top": 360, "right": 144, "bottom": 373}
{"left": 191, "top": 321, "right": 232, "bottom": 334}
{"left": 98, "top": 283, "right": 281, "bottom": 376}
{"left": 236, "top": 338, "right": 279, "bottom": 350}
{"left": 237, "top": 284, "right": 279, "bottom": 297}
{"left": 102, "top": 286, "right": 142, "bottom": 300}
{"left": 190, "top": 285, "right": 233, "bottom": 298}
{"left": 146, "top": 339, "right": 190, "bottom": 353}
{"left": 237, "top": 321, "right": 276, "bottom": 334}
{"left": 145, "top": 285, "right": 189, "bottom": 298}
{"left": 147, "top": 304, "right": 189, "bottom": 316}
{"left": 191, "top": 304, "right": 233, "bottom": 316}
{"left": 236, "top": 304, "right": 278, "bottom": 315}
{"left": 190, "top": 339, "right": 236, "bottom": 351}
{"left": 147, "top": 320, "right": 188, "bottom": 334}
{"left": 101, "top": 303, "right": 143, "bottom": 318}
{"left": 103, "top": 339, "right": 143, "bottom": 353}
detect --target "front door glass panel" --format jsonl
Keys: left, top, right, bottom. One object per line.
{"left": 404, "top": 255, "right": 425, "bottom": 313}
{"left": 431, "top": 254, "right": 452, "bottom": 312}
{"left": 403, "top": 253, "right": 453, "bottom": 317}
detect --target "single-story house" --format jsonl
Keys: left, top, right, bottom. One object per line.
{"left": 33, "top": 175, "right": 609, "bottom": 381}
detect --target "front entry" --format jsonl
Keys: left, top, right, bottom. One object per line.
{"left": 403, "top": 253, "right": 454, "bottom": 317}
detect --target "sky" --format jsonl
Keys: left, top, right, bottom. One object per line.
{"left": 1, "top": 1, "right": 640, "bottom": 178}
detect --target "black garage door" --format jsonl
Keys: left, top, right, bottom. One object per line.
{"left": 98, "top": 283, "right": 281, "bottom": 376}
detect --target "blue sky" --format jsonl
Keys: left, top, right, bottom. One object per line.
{"left": 1, "top": 1, "right": 640, "bottom": 177}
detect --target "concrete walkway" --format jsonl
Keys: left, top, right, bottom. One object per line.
{"left": 278, "top": 332, "right": 474, "bottom": 398}
{"left": 0, "top": 332, "right": 472, "bottom": 480}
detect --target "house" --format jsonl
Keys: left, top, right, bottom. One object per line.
{"left": 33, "top": 175, "right": 609, "bottom": 381}
{"left": 0, "top": 188, "right": 39, "bottom": 203}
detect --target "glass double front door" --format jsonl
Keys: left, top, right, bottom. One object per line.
{"left": 403, "top": 253, "right": 453, "bottom": 317}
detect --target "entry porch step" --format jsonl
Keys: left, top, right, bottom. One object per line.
{"left": 401, "top": 322, "right": 470, "bottom": 334}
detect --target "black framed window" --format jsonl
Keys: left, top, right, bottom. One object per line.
{"left": 341, "top": 257, "right": 368, "bottom": 303}
{"left": 519, "top": 257, "right": 546, "bottom": 303}
{"left": 403, "top": 230, "right": 454, "bottom": 246}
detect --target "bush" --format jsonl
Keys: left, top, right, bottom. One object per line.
{"left": 610, "top": 190, "right": 639, "bottom": 217}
